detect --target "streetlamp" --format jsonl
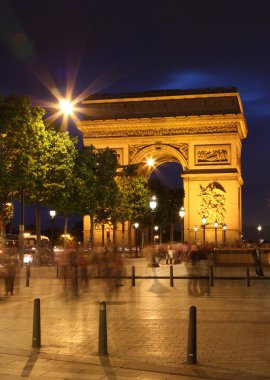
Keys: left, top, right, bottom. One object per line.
{"left": 179, "top": 206, "right": 185, "bottom": 243}
{"left": 222, "top": 224, "right": 227, "bottom": 246}
{"left": 257, "top": 224, "right": 262, "bottom": 242}
{"left": 201, "top": 215, "right": 207, "bottom": 246}
{"left": 214, "top": 220, "right": 219, "bottom": 248}
{"left": 154, "top": 225, "right": 159, "bottom": 245}
{"left": 149, "top": 195, "right": 157, "bottom": 245}
{"left": 49, "top": 210, "right": 56, "bottom": 249}
{"left": 134, "top": 222, "right": 139, "bottom": 257}
{"left": 194, "top": 225, "right": 198, "bottom": 243}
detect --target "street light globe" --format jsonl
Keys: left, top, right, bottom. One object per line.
{"left": 49, "top": 210, "right": 56, "bottom": 219}
{"left": 149, "top": 195, "right": 157, "bottom": 211}
{"left": 154, "top": 225, "right": 159, "bottom": 231}
{"left": 194, "top": 225, "right": 198, "bottom": 232}
{"left": 59, "top": 99, "right": 73, "bottom": 115}
{"left": 222, "top": 224, "right": 227, "bottom": 231}
{"left": 257, "top": 224, "right": 262, "bottom": 232}
{"left": 214, "top": 220, "right": 219, "bottom": 228}
{"left": 201, "top": 215, "right": 207, "bottom": 225}
{"left": 179, "top": 206, "right": 185, "bottom": 219}
{"left": 134, "top": 222, "right": 139, "bottom": 229}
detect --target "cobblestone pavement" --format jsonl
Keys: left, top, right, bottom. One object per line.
{"left": 0, "top": 259, "right": 270, "bottom": 379}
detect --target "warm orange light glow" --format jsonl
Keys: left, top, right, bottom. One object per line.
{"left": 147, "top": 158, "right": 155, "bottom": 167}
{"left": 59, "top": 99, "right": 73, "bottom": 115}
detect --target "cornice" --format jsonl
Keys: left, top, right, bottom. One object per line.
{"left": 78, "top": 122, "right": 240, "bottom": 139}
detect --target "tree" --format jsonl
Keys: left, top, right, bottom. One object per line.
{"left": 0, "top": 95, "right": 46, "bottom": 255}
{"left": 149, "top": 178, "right": 184, "bottom": 242}
{"left": 115, "top": 171, "right": 151, "bottom": 251}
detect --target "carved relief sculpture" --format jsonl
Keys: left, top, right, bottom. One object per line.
{"left": 195, "top": 144, "right": 231, "bottom": 165}
{"left": 198, "top": 182, "right": 226, "bottom": 224}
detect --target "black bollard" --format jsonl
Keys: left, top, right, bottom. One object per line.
{"left": 26, "top": 265, "right": 30, "bottom": 287}
{"left": 187, "top": 305, "right": 197, "bottom": 364}
{"left": 32, "top": 298, "right": 41, "bottom": 348}
{"left": 246, "top": 265, "right": 250, "bottom": 287}
{"left": 170, "top": 265, "right": 174, "bottom": 287}
{"left": 131, "top": 266, "right": 135, "bottom": 287}
{"left": 209, "top": 265, "right": 214, "bottom": 287}
{"left": 56, "top": 264, "right": 59, "bottom": 278}
{"left": 98, "top": 301, "right": 108, "bottom": 356}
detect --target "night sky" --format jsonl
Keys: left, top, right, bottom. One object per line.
{"left": 1, "top": 0, "right": 270, "bottom": 241}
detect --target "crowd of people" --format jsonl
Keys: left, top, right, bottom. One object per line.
{"left": 57, "top": 246, "right": 127, "bottom": 300}
{"left": 0, "top": 240, "right": 268, "bottom": 300}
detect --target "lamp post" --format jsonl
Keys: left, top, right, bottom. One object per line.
{"left": 257, "top": 224, "right": 262, "bottom": 242}
{"left": 222, "top": 224, "right": 227, "bottom": 246}
{"left": 134, "top": 222, "right": 139, "bottom": 257}
{"left": 214, "top": 220, "right": 218, "bottom": 248}
{"left": 194, "top": 225, "right": 198, "bottom": 243}
{"left": 149, "top": 195, "right": 157, "bottom": 245}
{"left": 179, "top": 206, "right": 185, "bottom": 243}
{"left": 49, "top": 210, "right": 56, "bottom": 249}
{"left": 154, "top": 225, "right": 159, "bottom": 245}
{"left": 201, "top": 215, "right": 207, "bottom": 246}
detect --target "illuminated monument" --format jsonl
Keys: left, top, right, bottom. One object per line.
{"left": 77, "top": 88, "right": 247, "bottom": 245}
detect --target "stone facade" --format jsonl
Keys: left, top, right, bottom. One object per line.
{"left": 76, "top": 88, "right": 247, "bottom": 246}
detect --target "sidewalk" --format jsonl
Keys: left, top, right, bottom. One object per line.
{"left": 0, "top": 260, "right": 270, "bottom": 379}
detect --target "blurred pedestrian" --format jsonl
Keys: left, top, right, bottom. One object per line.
{"left": 4, "top": 248, "right": 18, "bottom": 296}
{"left": 252, "top": 244, "right": 264, "bottom": 276}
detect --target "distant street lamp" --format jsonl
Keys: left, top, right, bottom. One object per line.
{"left": 222, "top": 224, "right": 227, "bottom": 246}
{"left": 179, "top": 206, "right": 185, "bottom": 243}
{"left": 214, "top": 220, "right": 219, "bottom": 247}
{"left": 134, "top": 222, "right": 139, "bottom": 257}
{"left": 194, "top": 225, "right": 198, "bottom": 243}
{"left": 49, "top": 210, "right": 56, "bottom": 249}
{"left": 257, "top": 224, "right": 262, "bottom": 242}
{"left": 149, "top": 195, "right": 157, "bottom": 245}
{"left": 201, "top": 215, "right": 207, "bottom": 246}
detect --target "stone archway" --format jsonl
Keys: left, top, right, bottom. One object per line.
{"left": 77, "top": 88, "right": 247, "bottom": 246}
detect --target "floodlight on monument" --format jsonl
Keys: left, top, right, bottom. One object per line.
{"left": 146, "top": 158, "right": 155, "bottom": 167}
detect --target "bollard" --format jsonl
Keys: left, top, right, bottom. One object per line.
{"left": 56, "top": 264, "right": 59, "bottom": 278}
{"left": 32, "top": 298, "right": 41, "bottom": 348}
{"left": 246, "top": 265, "right": 250, "bottom": 287}
{"left": 170, "top": 265, "right": 174, "bottom": 287}
{"left": 209, "top": 265, "right": 214, "bottom": 287}
{"left": 166, "top": 256, "right": 168, "bottom": 264}
{"left": 187, "top": 305, "right": 197, "bottom": 364}
{"left": 131, "top": 266, "right": 135, "bottom": 287}
{"left": 26, "top": 265, "right": 30, "bottom": 287}
{"left": 98, "top": 301, "right": 108, "bottom": 356}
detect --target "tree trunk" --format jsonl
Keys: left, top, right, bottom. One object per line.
{"left": 63, "top": 215, "right": 68, "bottom": 248}
{"left": 0, "top": 219, "right": 6, "bottom": 255}
{"left": 121, "top": 221, "right": 125, "bottom": 255}
{"left": 101, "top": 224, "right": 105, "bottom": 247}
{"left": 170, "top": 223, "right": 174, "bottom": 242}
{"left": 128, "top": 221, "right": 132, "bottom": 253}
{"left": 35, "top": 203, "right": 41, "bottom": 264}
{"left": 90, "top": 214, "right": 94, "bottom": 247}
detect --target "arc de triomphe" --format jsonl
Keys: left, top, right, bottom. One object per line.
{"left": 76, "top": 88, "right": 247, "bottom": 246}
